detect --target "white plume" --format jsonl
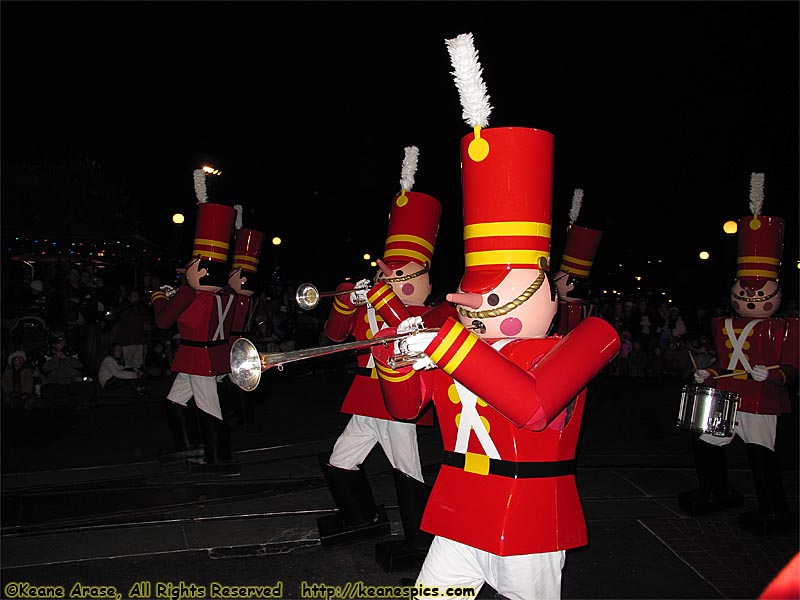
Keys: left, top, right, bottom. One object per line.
{"left": 749, "top": 172, "right": 765, "bottom": 216}
{"left": 193, "top": 169, "right": 207, "bottom": 204}
{"left": 400, "top": 146, "right": 419, "bottom": 192}
{"left": 569, "top": 189, "right": 584, "bottom": 223}
{"left": 446, "top": 33, "right": 492, "bottom": 128}
{"left": 234, "top": 204, "right": 243, "bottom": 230}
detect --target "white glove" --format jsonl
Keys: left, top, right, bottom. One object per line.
{"left": 350, "top": 289, "right": 368, "bottom": 305}
{"left": 404, "top": 330, "right": 438, "bottom": 355}
{"left": 393, "top": 330, "right": 437, "bottom": 366}
{"left": 750, "top": 365, "right": 769, "bottom": 382}
{"left": 397, "top": 316, "right": 425, "bottom": 336}
{"left": 411, "top": 355, "right": 437, "bottom": 371}
{"left": 391, "top": 331, "right": 438, "bottom": 370}
{"left": 349, "top": 278, "right": 371, "bottom": 305}
{"left": 693, "top": 369, "right": 710, "bottom": 384}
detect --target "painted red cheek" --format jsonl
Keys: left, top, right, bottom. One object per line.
{"left": 401, "top": 283, "right": 415, "bottom": 296}
{"left": 732, "top": 301, "right": 741, "bottom": 312}
{"left": 500, "top": 317, "right": 522, "bottom": 336}
{"left": 763, "top": 302, "right": 774, "bottom": 313}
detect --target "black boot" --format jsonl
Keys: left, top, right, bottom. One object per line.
{"left": 375, "top": 469, "right": 434, "bottom": 572}
{"left": 159, "top": 399, "right": 203, "bottom": 467}
{"left": 317, "top": 455, "right": 390, "bottom": 548}
{"left": 738, "top": 443, "right": 797, "bottom": 536}
{"left": 239, "top": 387, "right": 263, "bottom": 434}
{"left": 219, "top": 377, "right": 243, "bottom": 427}
{"left": 678, "top": 436, "right": 743, "bottom": 516}
{"left": 188, "top": 409, "right": 240, "bottom": 476}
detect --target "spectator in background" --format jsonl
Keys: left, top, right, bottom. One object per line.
{"left": 79, "top": 268, "right": 107, "bottom": 373}
{"left": 630, "top": 297, "right": 655, "bottom": 356}
{"left": 98, "top": 343, "right": 148, "bottom": 397}
{"left": 685, "top": 305, "right": 713, "bottom": 341}
{"left": 1, "top": 350, "right": 36, "bottom": 410}
{"left": 84, "top": 264, "right": 104, "bottom": 290}
{"left": 115, "top": 288, "right": 152, "bottom": 373}
{"left": 628, "top": 340, "right": 648, "bottom": 378}
{"left": 145, "top": 340, "right": 172, "bottom": 379}
{"left": 616, "top": 330, "right": 633, "bottom": 376}
{"left": 668, "top": 306, "right": 688, "bottom": 341}
{"left": 654, "top": 302, "right": 672, "bottom": 349}
{"left": 53, "top": 266, "right": 89, "bottom": 358}
{"left": 40, "top": 333, "right": 96, "bottom": 408}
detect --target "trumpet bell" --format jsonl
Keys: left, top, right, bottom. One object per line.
{"left": 295, "top": 282, "right": 369, "bottom": 311}
{"left": 230, "top": 338, "right": 263, "bottom": 392}
{"left": 296, "top": 283, "right": 320, "bottom": 311}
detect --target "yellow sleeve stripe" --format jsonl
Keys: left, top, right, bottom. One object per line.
{"left": 431, "top": 325, "right": 477, "bottom": 374}
{"left": 375, "top": 362, "right": 415, "bottom": 382}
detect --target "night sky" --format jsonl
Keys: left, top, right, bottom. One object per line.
{"left": 2, "top": 1, "right": 798, "bottom": 306}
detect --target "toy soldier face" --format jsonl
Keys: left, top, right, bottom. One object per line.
{"left": 730, "top": 279, "right": 781, "bottom": 318}
{"left": 228, "top": 268, "right": 252, "bottom": 296}
{"left": 449, "top": 267, "right": 557, "bottom": 340}
{"left": 185, "top": 257, "right": 221, "bottom": 292}
{"left": 375, "top": 259, "right": 431, "bottom": 308}
{"left": 553, "top": 269, "right": 576, "bottom": 301}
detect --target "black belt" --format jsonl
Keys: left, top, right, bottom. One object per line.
{"left": 180, "top": 339, "right": 228, "bottom": 348}
{"left": 356, "top": 367, "right": 374, "bottom": 377}
{"left": 443, "top": 451, "right": 575, "bottom": 479}
{"left": 230, "top": 331, "right": 246, "bottom": 337}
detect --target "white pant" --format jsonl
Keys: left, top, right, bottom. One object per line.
{"left": 329, "top": 414, "right": 423, "bottom": 482}
{"left": 416, "top": 536, "right": 565, "bottom": 600}
{"left": 700, "top": 411, "right": 776, "bottom": 450}
{"left": 167, "top": 373, "right": 222, "bottom": 419}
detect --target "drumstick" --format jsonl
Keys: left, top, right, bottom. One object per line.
{"left": 688, "top": 351, "right": 698, "bottom": 371}
{"left": 714, "top": 365, "right": 780, "bottom": 379}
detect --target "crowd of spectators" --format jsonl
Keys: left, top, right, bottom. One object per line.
{"left": 2, "top": 259, "right": 797, "bottom": 412}
{"left": 0, "top": 259, "right": 313, "bottom": 411}
{"left": 594, "top": 293, "right": 798, "bottom": 381}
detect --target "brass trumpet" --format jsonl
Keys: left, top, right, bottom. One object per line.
{"left": 229, "top": 322, "right": 486, "bottom": 391}
{"left": 295, "top": 282, "right": 369, "bottom": 311}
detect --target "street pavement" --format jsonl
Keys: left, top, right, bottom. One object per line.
{"left": 1, "top": 355, "right": 798, "bottom": 600}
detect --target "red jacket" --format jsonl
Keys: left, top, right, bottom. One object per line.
{"left": 323, "top": 281, "right": 456, "bottom": 425}
{"left": 702, "top": 316, "right": 798, "bottom": 414}
{"left": 371, "top": 316, "right": 619, "bottom": 555}
{"left": 151, "top": 286, "right": 236, "bottom": 376}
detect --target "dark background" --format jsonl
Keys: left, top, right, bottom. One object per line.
{"left": 2, "top": 1, "right": 797, "bottom": 308}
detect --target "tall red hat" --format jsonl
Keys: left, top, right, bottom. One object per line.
{"left": 382, "top": 191, "right": 442, "bottom": 269}
{"left": 232, "top": 229, "right": 266, "bottom": 274}
{"left": 559, "top": 225, "right": 603, "bottom": 279}
{"left": 460, "top": 127, "right": 555, "bottom": 292}
{"left": 192, "top": 202, "right": 236, "bottom": 264}
{"left": 736, "top": 214, "right": 784, "bottom": 285}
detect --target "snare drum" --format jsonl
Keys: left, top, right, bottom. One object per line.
{"left": 676, "top": 384, "right": 739, "bottom": 437}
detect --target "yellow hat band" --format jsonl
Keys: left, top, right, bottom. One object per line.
{"left": 194, "top": 238, "right": 230, "bottom": 250}
{"left": 465, "top": 249, "right": 549, "bottom": 268}
{"left": 464, "top": 221, "right": 551, "bottom": 240}
{"left": 385, "top": 233, "right": 435, "bottom": 254}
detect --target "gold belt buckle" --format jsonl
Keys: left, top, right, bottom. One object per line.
{"left": 464, "top": 452, "right": 490, "bottom": 476}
